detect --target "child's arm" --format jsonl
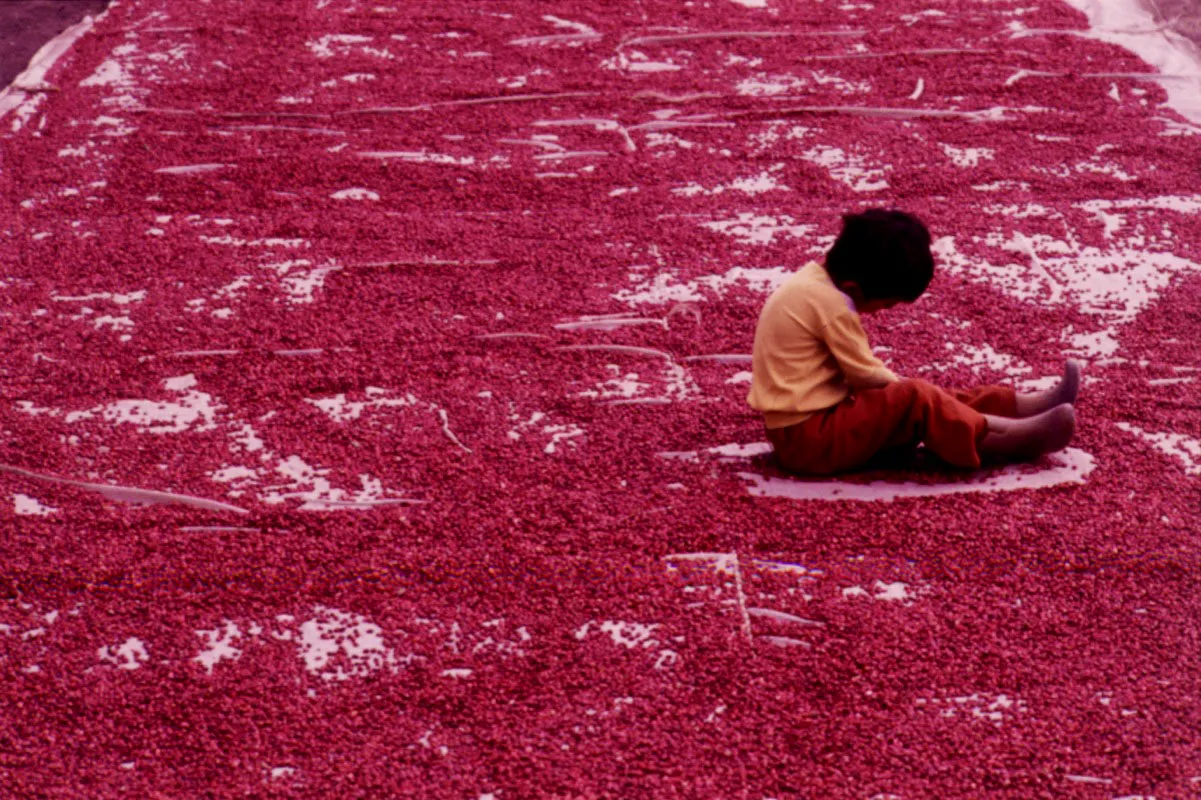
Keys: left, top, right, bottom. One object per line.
{"left": 821, "top": 313, "right": 899, "bottom": 391}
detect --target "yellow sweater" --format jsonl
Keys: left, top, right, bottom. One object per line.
{"left": 748, "top": 262, "right": 899, "bottom": 429}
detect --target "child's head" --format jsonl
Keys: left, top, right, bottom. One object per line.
{"left": 824, "top": 209, "right": 933, "bottom": 312}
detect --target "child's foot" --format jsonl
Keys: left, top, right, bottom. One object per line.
{"left": 980, "top": 404, "right": 1076, "bottom": 463}
{"left": 1014, "top": 360, "right": 1081, "bottom": 417}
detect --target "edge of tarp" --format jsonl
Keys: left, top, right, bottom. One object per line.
{"left": 1060, "top": 0, "right": 1201, "bottom": 125}
{"left": 0, "top": 3, "right": 112, "bottom": 122}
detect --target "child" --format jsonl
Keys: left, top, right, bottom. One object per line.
{"left": 747, "top": 209, "right": 1077, "bottom": 476}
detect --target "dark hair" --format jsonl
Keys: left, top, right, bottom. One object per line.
{"left": 824, "top": 209, "right": 933, "bottom": 302}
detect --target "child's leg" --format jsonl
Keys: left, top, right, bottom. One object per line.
{"left": 1013, "top": 360, "right": 1080, "bottom": 417}
{"left": 980, "top": 404, "right": 1075, "bottom": 462}
{"left": 951, "top": 385, "right": 1019, "bottom": 417}
{"left": 949, "top": 360, "right": 1080, "bottom": 419}
{"left": 767, "top": 379, "right": 993, "bottom": 475}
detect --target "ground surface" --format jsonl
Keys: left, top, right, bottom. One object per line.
{"left": 1155, "top": 0, "right": 1201, "bottom": 44}
{"left": 1, "top": 0, "right": 1200, "bottom": 798}
{"left": 0, "top": 1, "right": 109, "bottom": 88}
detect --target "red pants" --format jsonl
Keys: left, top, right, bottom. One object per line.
{"left": 765, "top": 380, "right": 1018, "bottom": 475}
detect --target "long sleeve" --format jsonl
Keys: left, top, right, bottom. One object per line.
{"left": 819, "top": 312, "right": 899, "bottom": 390}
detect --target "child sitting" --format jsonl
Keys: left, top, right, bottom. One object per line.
{"left": 747, "top": 209, "right": 1077, "bottom": 476}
